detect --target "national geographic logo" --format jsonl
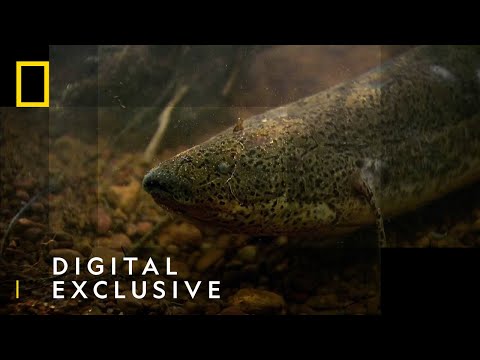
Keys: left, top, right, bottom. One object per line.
{"left": 0, "top": 46, "right": 49, "bottom": 107}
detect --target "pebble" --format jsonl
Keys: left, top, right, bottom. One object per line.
{"left": 416, "top": 236, "right": 431, "bottom": 248}
{"left": 14, "top": 177, "right": 36, "bottom": 190}
{"left": 204, "top": 302, "right": 221, "bottom": 315}
{"left": 306, "top": 294, "right": 339, "bottom": 310}
{"left": 49, "top": 248, "right": 84, "bottom": 264}
{"left": 113, "top": 208, "right": 128, "bottom": 221}
{"left": 17, "top": 218, "right": 47, "bottom": 229}
{"left": 184, "top": 301, "right": 200, "bottom": 313}
{"left": 168, "top": 222, "right": 202, "bottom": 244}
{"left": 54, "top": 231, "right": 74, "bottom": 243}
{"left": 136, "top": 221, "right": 153, "bottom": 236}
{"left": 233, "top": 235, "right": 249, "bottom": 247}
{"left": 108, "top": 180, "right": 141, "bottom": 212}
{"left": 23, "top": 227, "right": 44, "bottom": 241}
{"left": 16, "top": 189, "right": 30, "bottom": 201}
{"left": 275, "top": 236, "right": 288, "bottom": 246}
{"left": 157, "top": 234, "right": 173, "bottom": 247}
{"left": 218, "top": 306, "right": 247, "bottom": 315}
{"left": 96, "top": 233, "right": 132, "bottom": 251}
{"left": 31, "top": 202, "right": 45, "bottom": 213}
{"left": 53, "top": 240, "right": 73, "bottom": 249}
{"left": 125, "top": 223, "right": 137, "bottom": 237}
{"left": 166, "top": 244, "right": 180, "bottom": 255}
{"left": 73, "top": 239, "right": 92, "bottom": 257}
{"left": 216, "top": 234, "right": 231, "bottom": 249}
{"left": 200, "top": 242, "right": 213, "bottom": 251}
{"left": 93, "top": 207, "right": 112, "bottom": 234}
{"left": 450, "top": 222, "right": 471, "bottom": 238}
{"left": 165, "top": 306, "right": 188, "bottom": 315}
{"left": 289, "top": 304, "right": 317, "bottom": 315}
{"left": 90, "top": 247, "right": 124, "bottom": 269}
{"left": 237, "top": 245, "right": 257, "bottom": 263}
{"left": 274, "top": 262, "right": 288, "bottom": 273}
{"left": 195, "top": 249, "right": 224, "bottom": 272}
{"left": 229, "top": 288, "right": 286, "bottom": 314}
{"left": 117, "top": 291, "right": 143, "bottom": 314}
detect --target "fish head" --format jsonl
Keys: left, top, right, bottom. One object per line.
{"left": 143, "top": 116, "right": 359, "bottom": 235}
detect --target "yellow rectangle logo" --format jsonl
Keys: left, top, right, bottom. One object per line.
{"left": 16, "top": 61, "right": 49, "bottom": 107}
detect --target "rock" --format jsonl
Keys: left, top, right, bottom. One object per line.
{"left": 23, "top": 227, "right": 44, "bottom": 241}
{"left": 416, "top": 236, "right": 431, "bottom": 248}
{"left": 136, "top": 221, "right": 153, "bottom": 236}
{"left": 195, "top": 249, "right": 225, "bottom": 272}
{"left": 305, "top": 294, "right": 339, "bottom": 310}
{"left": 16, "top": 189, "right": 30, "bottom": 201}
{"left": 168, "top": 222, "right": 202, "bottom": 244}
{"left": 13, "top": 177, "right": 36, "bottom": 190}
{"left": 232, "top": 235, "right": 249, "bottom": 247}
{"left": 274, "top": 262, "right": 288, "bottom": 273}
{"left": 92, "top": 207, "right": 112, "bottom": 234}
{"left": 73, "top": 237, "right": 92, "bottom": 257}
{"left": 166, "top": 244, "right": 180, "bottom": 255}
{"left": 17, "top": 217, "right": 47, "bottom": 230}
{"left": 125, "top": 223, "right": 137, "bottom": 237}
{"left": 218, "top": 306, "right": 248, "bottom": 315}
{"left": 237, "top": 245, "right": 257, "bottom": 263}
{"left": 200, "top": 242, "right": 213, "bottom": 251}
{"left": 96, "top": 233, "right": 132, "bottom": 251}
{"left": 450, "top": 222, "right": 471, "bottom": 238}
{"left": 229, "top": 288, "right": 286, "bottom": 314}
{"left": 117, "top": 291, "right": 143, "bottom": 314}
{"left": 204, "top": 302, "right": 221, "bottom": 315}
{"left": 216, "top": 234, "right": 231, "bottom": 249}
{"left": 184, "top": 301, "right": 200, "bottom": 313}
{"left": 31, "top": 202, "right": 45, "bottom": 213}
{"left": 165, "top": 306, "right": 187, "bottom": 315}
{"left": 108, "top": 180, "right": 141, "bottom": 212}
{"left": 157, "top": 233, "right": 173, "bottom": 247}
{"left": 275, "top": 236, "right": 288, "bottom": 246}
{"left": 49, "top": 249, "right": 84, "bottom": 265}
{"left": 42, "top": 239, "right": 57, "bottom": 251}
{"left": 54, "top": 231, "right": 74, "bottom": 243}
{"left": 112, "top": 208, "right": 128, "bottom": 221}
{"left": 90, "top": 247, "right": 124, "bottom": 269}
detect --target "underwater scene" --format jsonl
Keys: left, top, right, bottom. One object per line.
{"left": 1, "top": 45, "right": 479, "bottom": 315}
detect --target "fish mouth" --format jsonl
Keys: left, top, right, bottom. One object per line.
{"left": 142, "top": 167, "right": 193, "bottom": 212}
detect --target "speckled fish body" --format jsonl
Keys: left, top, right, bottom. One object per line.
{"left": 143, "top": 45, "right": 480, "bottom": 236}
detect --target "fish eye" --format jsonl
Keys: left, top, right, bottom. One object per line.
{"left": 217, "top": 162, "right": 231, "bottom": 175}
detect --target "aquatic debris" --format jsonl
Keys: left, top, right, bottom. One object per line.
{"left": 143, "top": 85, "right": 190, "bottom": 163}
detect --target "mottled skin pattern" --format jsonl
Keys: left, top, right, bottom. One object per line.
{"left": 143, "top": 45, "right": 480, "bottom": 236}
